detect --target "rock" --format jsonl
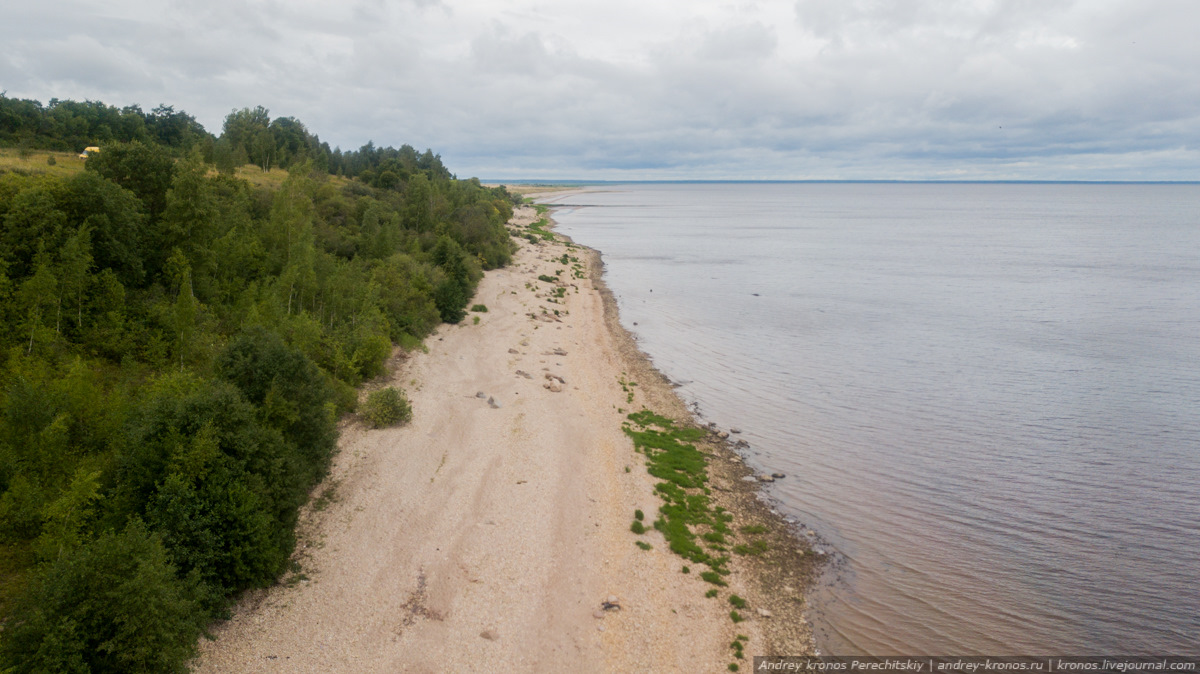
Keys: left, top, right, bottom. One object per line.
{"left": 771, "top": 472, "right": 786, "bottom": 479}
{"left": 544, "top": 382, "right": 563, "bottom": 393}
{"left": 480, "top": 629, "right": 499, "bottom": 640}
{"left": 757, "top": 608, "right": 773, "bottom": 618}
{"left": 757, "top": 475, "right": 775, "bottom": 483}
{"left": 597, "top": 624, "right": 605, "bottom": 632}
{"left": 488, "top": 396, "right": 500, "bottom": 409}
{"left": 734, "top": 439, "right": 750, "bottom": 449}
{"left": 805, "top": 530, "right": 816, "bottom": 537}
{"left": 508, "top": 348, "right": 519, "bottom": 354}
{"left": 716, "top": 430, "right": 730, "bottom": 440}
{"left": 783, "top": 585, "right": 795, "bottom": 593}
{"left": 476, "top": 391, "right": 487, "bottom": 398}
{"left": 730, "top": 428, "right": 742, "bottom": 434}
{"left": 515, "top": 370, "right": 532, "bottom": 379}
{"left": 606, "top": 595, "right": 618, "bottom": 604}
{"left": 741, "top": 476, "right": 758, "bottom": 482}
{"left": 593, "top": 610, "right": 606, "bottom": 619}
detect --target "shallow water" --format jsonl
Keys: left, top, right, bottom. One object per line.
{"left": 549, "top": 182, "right": 1200, "bottom": 655}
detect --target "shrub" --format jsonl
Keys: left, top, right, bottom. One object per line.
{"left": 471, "top": 304, "right": 488, "bottom": 312}
{"left": 728, "top": 594, "right": 747, "bottom": 609}
{"left": 360, "top": 387, "right": 412, "bottom": 428}
{"left": 631, "top": 520, "right": 646, "bottom": 535}
{"left": 47, "top": 155, "right": 57, "bottom": 166}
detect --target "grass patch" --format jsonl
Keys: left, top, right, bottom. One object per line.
{"left": 634, "top": 509, "right": 644, "bottom": 521}
{"left": 740, "top": 525, "right": 768, "bottom": 535}
{"left": 528, "top": 217, "right": 555, "bottom": 241}
{"left": 728, "top": 594, "right": 747, "bottom": 609}
{"left": 538, "top": 274, "right": 558, "bottom": 283}
{"left": 630, "top": 520, "right": 646, "bottom": 535}
{"left": 699, "top": 571, "right": 727, "bottom": 587}
{"left": 635, "top": 541, "right": 652, "bottom": 551}
{"left": 0, "top": 149, "right": 88, "bottom": 178}
{"left": 705, "top": 588, "right": 719, "bottom": 598}
{"left": 471, "top": 304, "right": 488, "bottom": 312}
{"left": 733, "top": 539, "right": 770, "bottom": 556}
{"left": 730, "top": 610, "right": 744, "bottom": 623}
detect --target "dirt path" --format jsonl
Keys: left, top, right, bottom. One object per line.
{"left": 191, "top": 204, "right": 766, "bottom": 672}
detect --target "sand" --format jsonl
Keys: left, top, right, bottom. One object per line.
{"left": 192, "top": 200, "right": 816, "bottom": 673}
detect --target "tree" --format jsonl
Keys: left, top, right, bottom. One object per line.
{"left": 57, "top": 223, "right": 94, "bottom": 331}
{"left": 85, "top": 140, "right": 176, "bottom": 221}
{"left": 0, "top": 522, "right": 205, "bottom": 674}
{"left": 18, "top": 247, "right": 59, "bottom": 353}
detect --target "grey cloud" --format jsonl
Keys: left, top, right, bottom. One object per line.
{"left": 2, "top": 0, "right": 1197, "bottom": 179}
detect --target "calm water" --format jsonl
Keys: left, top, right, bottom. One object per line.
{"left": 548, "top": 183, "right": 1200, "bottom": 655}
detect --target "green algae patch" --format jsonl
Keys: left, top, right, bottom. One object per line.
{"left": 623, "top": 411, "right": 732, "bottom": 579}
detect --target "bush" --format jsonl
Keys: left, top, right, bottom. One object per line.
{"left": 360, "top": 387, "right": 411, "bottom": 428}
{"left": 471, "top": 304, "right": 488, "bottom": 313}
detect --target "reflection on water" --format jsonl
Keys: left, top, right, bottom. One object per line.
{"left": 551, "top": 183, "right": 1200, "bottom": 654}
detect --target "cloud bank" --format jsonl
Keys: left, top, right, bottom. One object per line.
{"left": 3, "top": 0, "right": 1198, "bottom": 179}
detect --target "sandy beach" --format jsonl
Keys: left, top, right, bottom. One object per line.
{"left": 192, "top": 199, "right": 816, "bottom": 673}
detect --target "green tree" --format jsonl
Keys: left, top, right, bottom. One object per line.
{"left": 58, "top": 223, "right": 94, "bottom": 331}
{"left": 0, "top": 522, "right": 205, "bottom": 674}
{"left": 85, "top": 140, "right": 176, "bottom": 221}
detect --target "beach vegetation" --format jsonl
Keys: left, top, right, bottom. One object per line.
{"left": 630, "top": 520, "right": 646, "bottom": 535}
{"left": 634, "top": 509, "right": 644, "bottom": 521}
{"left": 471, "top": 304, "right": 487, "bottom": 312}
{"left": 682, "top": 565, "right": 690, "bottom": 573}
{"left": 728, "top": 594, "right": 747, "bottom": 609}
{"left": 0, "top": 94, "right": 521, "bottom": 671}
{"left": 706, "top": 588, "right": 719, "bottom": 598}
{"left": 636, "top": 541, "right": 652, "bottom": 550}
{"left": 730, "top": 610, "right": 744, "bottom": 623}
{"left": 733, "top": 539, "right": 770, "bottom": 556}
{"left": 740, "top": 525, "right": 767, "bottom": 535}
{"left": 538, "top": 274, "right": 557, "bottom": 284}
{"left": 360, "top": 387, "right": 412, "bottom": 428}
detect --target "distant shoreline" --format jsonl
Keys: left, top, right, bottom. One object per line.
{"left": 490, "top": 179, "right": 1200, "bottom": 186}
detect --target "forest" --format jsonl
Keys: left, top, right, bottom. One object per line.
{"left": 0, "top": 94, "right": 517, "bottom": 672}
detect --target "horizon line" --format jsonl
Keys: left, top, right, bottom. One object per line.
{"left": 480, "top": 178, "right": 1200, "bottom": 185}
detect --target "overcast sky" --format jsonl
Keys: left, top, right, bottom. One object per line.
{"left": 3, "top": 0, "right": 1198, "bottom": 180}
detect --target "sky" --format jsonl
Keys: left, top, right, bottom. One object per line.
{"left": 3, "top": 0, "right": 1198, "bottom": 180}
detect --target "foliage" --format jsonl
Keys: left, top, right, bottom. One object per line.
{"left": 359, "top": 387, "right": 412, "bottom": 428}
{"left": 0, "top": 521, "right": 205, "bottom": 674}
{"left": 0, "top": 94, "right": 519, "bottom": 670}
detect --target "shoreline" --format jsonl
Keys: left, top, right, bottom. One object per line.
{"left": 551, "top": 195, "right": 822, "bottom": 657}
{"left": 192, "top": 198, "right": 817, "bottom": 672}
